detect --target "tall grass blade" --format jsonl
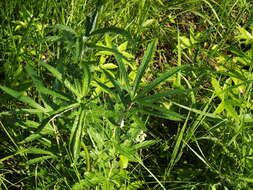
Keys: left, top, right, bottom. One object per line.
{"left": 168, "top": 113, "right": 190, "bottom": 172}
{"left": 135, "top": 65, "right": 188, "bottom": 100}
{"left": 170, "top": 100, "right": 220, "bottom": 119}
{"left": 136, "top": 103, "right": 185, "bottom": 121}
{"left": 136, "top": 88, "right": 198, "bottom": 103}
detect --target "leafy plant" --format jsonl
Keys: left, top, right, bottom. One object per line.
{"left": 0, "top": 1, "right": 189, "bottom": 188}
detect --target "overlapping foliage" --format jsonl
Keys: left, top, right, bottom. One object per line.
{"left": 1, "top": 0, "right": 253, "bottom": 189}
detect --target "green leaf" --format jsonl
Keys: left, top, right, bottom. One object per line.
{"left": 85, "top": 0, "right": 103, "bottom": 36}
{"left": 211, "top": 77, "right": 223, "bottom": 99}
{"left": 119, "top": 155, "right": 129, "bottom": 169}
{"left": 39, "top": 61, "right": 80, "bottom": 98}
{"left": 0, "top": 109, "right": 45, "bottom": 116}
{"left": 22, "top": 148, "right": 55, "bottom": 155}
{"left": 136, "top": 88, "right": 197, "bottom": 103}
{"left": 26, "top": 64, "right": 70, "bottom": 101}
{"left": 224, "top": 100, "right": 240, "bottom": 123}
{"left": 0, "top": 85, "right": 48, "bottom": 112}
{"left": 44, "top": 35, "right": 62, "bottom": 42}
{"left": 214, "top": 101, "right": 225, "bottom": 114}
{"left": 133, "top": 140, "right": 158, "bottom": 150}
{"left": 135, "top": 65, "right": 188, "bottom": 100}
{"left": 103, "top": 69, "right": 122, "bottom": 94}
{"left": 138, "top": 103, "right": 185, "bottom": 121}
{"left": 114, "top": 54, "right": 131, "bottom": 93}
{"left": 86, "top": 44, "right": 132, "bottom": 62}
{"left": 26, "top": 155, "right": 56, "bottom": 165}
{"left": 133, "top": 39, "right": 158, "bottom": 96}
{"left": 236, "top": 26, "right": 253, "bottom": 44}
{"left": 100, "top": 63, "right": 118, "bottom": 70}
{"left": 90, "top": 27, "right": 135, "bottom": 47}
{"left": 50, "top": 24, "right": 77, "bottom": 36}
{"left": 87, "top": 127, "right": 104, "bottom": 148}
{"left": 21, "top": 103, "right": 80, "bottom": 144}
{"left": 116, "top": 145, "right": 139, "bottom": 162}
{"left": 240, "top": 177, "right": 253, "bottom": 183}
{"left": 69, "top": 108, "right": 85, "bottom": 161}
{"left": 72, "top": 180, "right": 86, "bottom": 190}
{"left": 81, "top": 63, "right": 91, "bottom": 96}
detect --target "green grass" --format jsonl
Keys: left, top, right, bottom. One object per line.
{"left": 1, "top": 0, "right": 253, "bottom": 189}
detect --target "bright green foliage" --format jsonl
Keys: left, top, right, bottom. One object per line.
{"left": 1, "top": 0, "right": 253, "bottom": 189}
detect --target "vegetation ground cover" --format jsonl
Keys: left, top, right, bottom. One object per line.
{"left": 1, "top": 0, "right": 253, "bottom": 189}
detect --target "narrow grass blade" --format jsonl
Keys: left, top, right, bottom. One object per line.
{"left": 94, "top": 79, "right": 115, "bottom": 96}
{"left": 22, "top": 148, "right": 55, "bottom": 155}
{"left": 175, "top": 26, "right": 182, "bottom": 88}
{"left": 137, "top": 102, "right": 185, "bottom": 121}
{"left": 133, "top": 140, "right": 159, "bottom": 150}
{"left": 135, "top": 65, "right": 188, "bottom": 100}
{"left": 0, "top": 148, "right": 56, "bottom": 163}
{"left": 19, "top": 120, "right": 54, "bottom": 143}
{"left": 168, "top": 113, "right": 190, "bottom": 172}
{"left": 170, "top": 100, "right": 221, "bottom": 119}
{"left": 133, "top": 39, "right": 158, "bottom": 96}
{"left": 85, "top": 0, "right": 103, "bottom": 36}
{"left": 0, "top": 85, "right": 48, "bottom": 112}
{"left": 136, "top": 88, "right": 198, "bottom": 103}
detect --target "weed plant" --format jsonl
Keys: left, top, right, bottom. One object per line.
{"left": 1, "top": 0, "right": 253, "bottom": 189}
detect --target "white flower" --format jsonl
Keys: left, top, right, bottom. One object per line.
{"left": 120, "top": 119, "right": 124, "bottom": 128}
{"left": 135, "top": 131, "right": 147, "bottom": 143}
